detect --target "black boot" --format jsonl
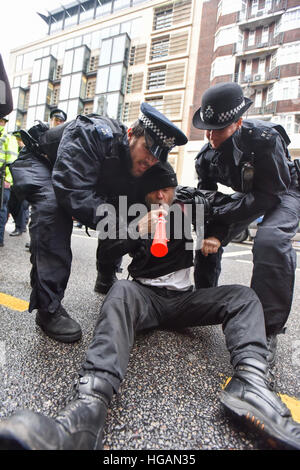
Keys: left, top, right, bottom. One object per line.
{"left": 36, "top": 306, "right": 82, "bottom": 343}
{"left": 266, "top": 334, "right": 277, "bottom": 368}
{"left": 94, "top": 271, "right": 117, "bottom": 294}
{"left": 220, "top": 358, "right": 300, "bottom": 449}
{"left": 10, "top": 229, "right": 23, "bottom": 237}
{"left": 0, "top": 375, "right": 113, "bottom": 450}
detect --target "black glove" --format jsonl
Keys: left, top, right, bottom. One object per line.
{"left": 175, "top": 186, "right": 213, "bottom": 222}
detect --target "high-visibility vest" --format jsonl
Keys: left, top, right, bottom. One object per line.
{"left": 0, "top": 131, "right": 18, "bottom": 185}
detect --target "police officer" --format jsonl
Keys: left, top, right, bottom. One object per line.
{"left": 49, "top": 108, "right": 67, "bottom": 128}
{"left": 193, "top": 82, "right": 300, "bottom": 366}
{"left": 11, "top": 104, "right": 187, "bottom": 343}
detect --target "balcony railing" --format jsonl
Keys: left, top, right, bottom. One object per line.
{"left": 237, "top": 67, "right": 281, "bottom": 84}
{"left": 248, "top": 102, "right": 277, "bottom": 115}
{"left": 238, "top": 0, "right": 287, "bottom": 23}
{"left": 240, "top": 32, "right": 284, "bottom": 54}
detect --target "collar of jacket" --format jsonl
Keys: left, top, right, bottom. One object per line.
{"left": 213, "top": 130, "right": 243, "bottom": 167}
{"left": 120, "top": 132, "right": 134, "bottom": 175}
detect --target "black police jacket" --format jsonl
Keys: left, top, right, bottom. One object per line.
{"left": 52, "top": 114, "right": 137, "bottom": 229}
{"left": 195, "top": 119, "right": 296, "bottom": 227}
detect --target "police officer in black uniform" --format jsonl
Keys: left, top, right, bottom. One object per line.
{"left": 49, "top": 108, "right": 67, "bottom": 128}
{"left": 193, "top": 82, "right": 300, "bottom": 365}
{"left": 11, "top": 104, "right": 187, "bottom": 344}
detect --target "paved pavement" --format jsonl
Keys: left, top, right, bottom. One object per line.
{"left": 0, "top": 219, "right": 299, "bottom": 451}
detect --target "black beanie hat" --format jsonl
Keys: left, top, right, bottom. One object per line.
{"left": 139, "top": 162, "right": 178, "bottom": 199}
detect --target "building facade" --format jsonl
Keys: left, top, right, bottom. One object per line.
{"left": 7, "top": 0, "right": 300, "bottom": 184}
{"left": 7, "top": 0, "right": 202, "bottom": 175}
{"left": 183, "top": 0, "right": 300, "bottom": 185}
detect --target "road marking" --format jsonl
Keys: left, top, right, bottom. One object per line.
{"left": 0, "top": 293, "right": 29, "bottom": 312}
{"left": 221, "top": 377, "right": 300, "bottom": 423}
{"left": 236, "top": 259, "right": 300, "bottom": 272}
{"left": 223, "top": 250, "right": 252, "bottom": 257}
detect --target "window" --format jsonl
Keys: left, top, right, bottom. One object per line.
{"left": 129, "top": 44, "right": 147, "bottom": 65}
{"left": 93, "top": 92, "right": 122, "bottom": 120}
{"left": 111, "top": 36, "right": 127, "bottom": 63}
{"left": 96, "top": 1, "right": 112, "bottom": 18}
{"left": 254, "top": 90, "right": 262, "bottom": 107}
{"left": 266, "top": 84, "right": 274, "bottom": 104}
{"left": 108, "top": 64, "right": 123, "bottom": 92}
{"left": 64, "top": 7, "right": 79, "bottom": 29}
{"left": 245, "top": 61, "right": 252, "bottom": 78}
{"left": 126, "top": 73, "right": 143, "bottom": 94}
{"left": 276, "top": 8, "right": 300, "bottom": 33}
{"left": 261, "top": 26, "right": 269, "bottom": 44}
{"left": 99, "top": 39, "right": 112, "bottom": 66}
{"left": 258, "top": 58, "right": 265, "bottom": 75}
{"left": 73, "top": 48, "right": 86, "bottom": 73}
{"left": 123, "top": 101, "right": 140, "bottom": 122}
{"left": 277, "top": 42, "right": 300, "bottom": 66}
{"left": 251, "top": 0, "right": 258, "bottom": 16}
{"left": 150, "top": 37, "right": 169, "bottom": 61}
{"left": 147, "top": 67, "right": 166, "bottom": 90}
{"left": 79, "top": 2, "right": 95, "bottom": 23}
{"left": 248, "top": 30, "right": 255, "bottom": 47}
{"left": 154, "top": 6, "right": 173, "bottom": 30}
{"left": 96, "top": 68, "right": 109, "bottom": 94}
{"left": 114, "top": 0, "right": 131, "bottom": 11}
{"left": 62, "top": 50, "right": 74, "bottom": 75}
{"left": 270, "top": 52, "right": 277, "bottom": 70}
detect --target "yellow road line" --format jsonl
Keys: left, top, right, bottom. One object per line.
{"left": 0, "top": 293, "right": 29, "bottom": 312}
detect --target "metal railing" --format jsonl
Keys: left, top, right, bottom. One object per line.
{"left": 238, "top": 0, "right": 287, "bottom": 23}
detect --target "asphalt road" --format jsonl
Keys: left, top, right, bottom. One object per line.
{"left": 0, "top": 218, "right": 299, "bottom": 452}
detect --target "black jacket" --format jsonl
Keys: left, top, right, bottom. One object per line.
{"left": 195, "top": 119, "right": 297, "bottom": 227}
{"left": 52, "top": 114, "right": 137, "bottom": 229}
{"left": 98, "top": 202, "right": 194, "bottom": 279}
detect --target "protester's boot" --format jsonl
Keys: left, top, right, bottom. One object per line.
{"left": 0, "top": 375, "right": 113, "bottom": 450}
{"left": 94, "top": 271, "right": 117, "bottom": 294}
{"left": 220, "top": 358, "right": 300, "bottom": 449}
{"left": 36, "top": 305, "right": 82, "bottom": 343}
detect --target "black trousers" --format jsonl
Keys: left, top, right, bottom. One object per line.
{"left": 26, "top": 157, "right": 118, "bottom": 313}
{"left": 81, "top": 279, "right": 268, "bottom": 392}
{"left": 195, "top": 188, "right": 300, "bottom": 335}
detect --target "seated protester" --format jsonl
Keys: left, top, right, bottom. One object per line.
{"left": 0, "top": 163, "right": 299, "bottom": 450}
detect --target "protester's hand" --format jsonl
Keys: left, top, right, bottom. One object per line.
{"left": 138, "top": 206, "right": 168, "bottom": 236}
{"left": 201, "top": 237, "right": 221, "bottom": 256}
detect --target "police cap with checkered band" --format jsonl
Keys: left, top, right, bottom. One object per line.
{"left": 139, "top": 102, "right": 188, "bottom": 162}
{"left": 192, "top": 82, "right": 253, "bottom": 130}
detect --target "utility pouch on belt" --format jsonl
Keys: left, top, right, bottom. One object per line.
{"left": 241, "top": 162, "right": 254, "bottom": 193}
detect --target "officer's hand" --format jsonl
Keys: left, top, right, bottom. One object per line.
{"left": 138, "top": 207, "right": 168, "bottom": 236}
{"left": 201, "top": 237, "right": 221, "bottom": 256}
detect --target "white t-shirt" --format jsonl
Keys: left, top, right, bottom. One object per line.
{"left": 136, "top": 267, "right": 192, "bottom": 291}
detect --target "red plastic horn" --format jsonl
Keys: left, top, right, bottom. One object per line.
{"left": 151, "top": 213, "right": 168, "bottom": 257}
